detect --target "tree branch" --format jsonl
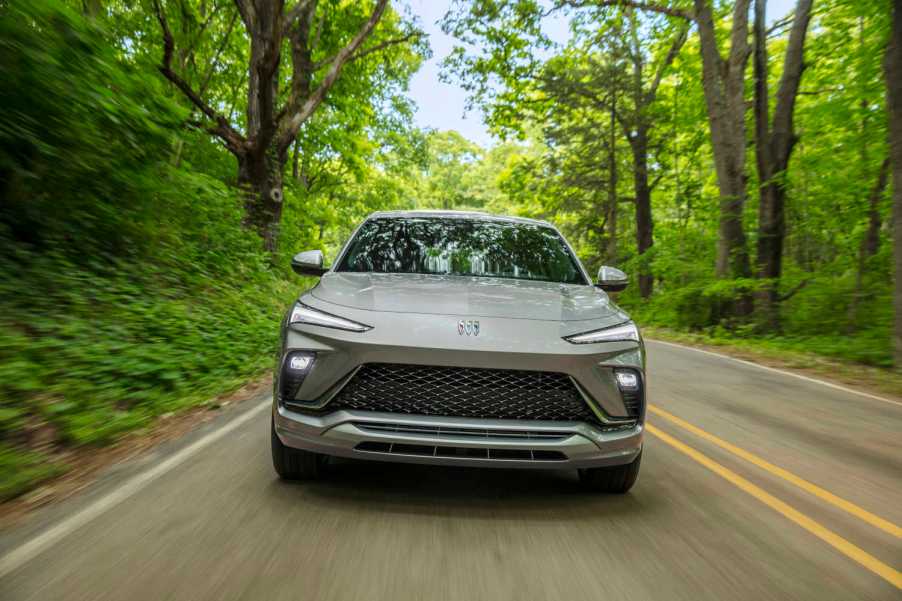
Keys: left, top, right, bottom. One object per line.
{"left": 277, "top": 0, "right": 391, "bottom": 152}
{"left": 182, "top": 0, "right": 224, "bottom": 62}
{"left": 728, "top": 0, "right": 753, "bottom": 71}
{"left": 232, "top": 0, "right": 253, "bottom": 29}
{"left": 558, "top": 0, "right": 695, "bottom": 21}
{"left": 778, "top": 278, "right": 809, "bottom": 301}
{"left": 282, "top": 0, "right": 316, "bottom": 37}
{"left": 766, "top": 13, "right": 794, "bottom": 37}
{"left": 646, "top": 23, "right": 689, "bottom": 102}
{"left": 198, "top": 10, "right": 239, "bottom": 97}
{"left": 538, "top": 72, "right": 633, "bottom": 135}
{"left": 650, "top": 170, "right": 666, "bottom": 191}
{"left": 313, "top": 31, "right": 422, "bottom": 70}
{"left": 153, "top": 0, "right": 246, "bottom": 155}
{"left": 771, "top": 0, "right": 814, "bottom": 165}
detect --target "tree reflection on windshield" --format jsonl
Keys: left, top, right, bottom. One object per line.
{"left": 338, "top": 217, "right": 586, "bottom": 285}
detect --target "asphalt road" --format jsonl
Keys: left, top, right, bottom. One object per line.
{"left": 1, "top": 340, "right": 900, "bottom": 600}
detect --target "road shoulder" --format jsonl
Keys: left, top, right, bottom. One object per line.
{"left": 0, "top": 375, "right": 273, "bottom": 532}
{"left": 645, "top": 328, "right": 902, "bottom": 403}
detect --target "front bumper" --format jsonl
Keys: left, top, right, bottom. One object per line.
{"left": 274, "top": 404, "right": 643, "bottom": 469}
{"left": 275, "top": 294, "right": 646, "bottom": 468}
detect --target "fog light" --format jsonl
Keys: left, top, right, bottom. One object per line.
{"left": 613, "top": 368, "right": 643, "bottom": 419}
{"left": 289, "top": 354, "right": 313, "bottom": 371}
{"left": 614, "top": 369, "right": 640, "bottom": 391}
{"left": 280, "top": 351, "right": 315, "bottom": 404}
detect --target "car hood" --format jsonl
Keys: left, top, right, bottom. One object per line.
{"left": 309, "top": 272, "right": 629, "bottom": 323}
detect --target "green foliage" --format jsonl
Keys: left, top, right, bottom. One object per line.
{"left": 443, "top": 0, "right": 895, "bottom": 367}
{"left": 0, "top": 0, "right": 186, "bottom": 255}
{"left": 0, "top": 1, "right": 310, "bottom": 498}
{"left": 0, "top": 444, "right": 66, "bottom": 501}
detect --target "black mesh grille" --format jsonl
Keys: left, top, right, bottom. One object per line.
{"left": 328, "top": 363, "right": 598, "bottom": 423}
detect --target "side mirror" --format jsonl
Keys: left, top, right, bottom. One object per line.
{"left": 596, "top": 265, "right": 628, "bottom": 292}
{"left": 291, "top": 250, "right": 327, "bottom": 277}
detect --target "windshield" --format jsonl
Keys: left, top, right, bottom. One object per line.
{"left": 337, "top": 217, "right": 587, "bottom": 285}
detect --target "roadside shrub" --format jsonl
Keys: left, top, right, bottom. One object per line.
{"left": 0, "top": 1, "right": 303, "bottom": 498}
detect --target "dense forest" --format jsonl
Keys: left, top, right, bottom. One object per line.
{"left": 1, "top": 0, "right": 899, "bottom": 499}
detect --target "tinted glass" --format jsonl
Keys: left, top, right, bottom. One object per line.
{"left": 338, "top": 217, "right": 586, "bottom": 285}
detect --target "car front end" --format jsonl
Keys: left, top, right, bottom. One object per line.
{"left": 272, "top": 211, "right": 645, "bottom": 492}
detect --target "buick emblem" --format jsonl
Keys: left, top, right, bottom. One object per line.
{"left": 458, "top": 319, "right": 480, "bottom": 336}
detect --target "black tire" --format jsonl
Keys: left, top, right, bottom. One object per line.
{"left": 271, "top": 417, "right": 325, "bottom": 480}
{"left": 578, "top": 450, "right": 642, "bottom": 493}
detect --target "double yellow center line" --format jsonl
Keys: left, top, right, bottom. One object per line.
{"left": 646, "top": 405, "right": 902, "bottom": 589}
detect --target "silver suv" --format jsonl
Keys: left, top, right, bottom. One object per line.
{"left": 272, "top": 211, "right": 645, "bottom": 493}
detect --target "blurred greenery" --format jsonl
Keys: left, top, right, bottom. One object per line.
{"left": 0, "top": 0, "right": 897, "bottom": 500}
{"left": 0, "top": 0, "right": 419, "bottom": 499}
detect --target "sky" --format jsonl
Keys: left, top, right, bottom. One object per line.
{"left": 403, "top": 0, "right": 798, "bottom": 148}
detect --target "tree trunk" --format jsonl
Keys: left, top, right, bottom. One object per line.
{"left": 885, "top": 0, "right": 902, "bottom": 368}
{"left": 755, "top": 181, "right": 786, "bottom": 327}
{"left": 694, "top": 0, "right": 753, "bottom": 283}
{"left": 862, "top": 158, "right": 890, "bottom": 258}
{"left": 753, "top": 0, "right": 776, "bottom": 327}
{"left": 631, "top": 126, "right": 654, "bottom": 298}
{"left": 848, "top": 158, "right": 890, "bottom": 330}
{"left": 239, "top": 146, "right": 286, "bottom": 253}
{"left": 606, "top": 99, "right": 619, "bottom": 264}
{"left": 753, "top": 0, "right": 813, "bottom": 330}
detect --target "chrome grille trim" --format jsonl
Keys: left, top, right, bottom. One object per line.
{"left": 353, "top": 422, "right": 571, "bottom": 441}
{"left": 284, "top": 365, "right": 362, "bottom": 411}
{"left": 568, "top": 377, "right": 637, "bottom": 425}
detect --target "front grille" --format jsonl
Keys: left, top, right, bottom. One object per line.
{"left": 329, "top": 363, "right": 598, "bottom": 423}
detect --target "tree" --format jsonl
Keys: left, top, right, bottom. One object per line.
{"left": 420, "top": 131, "right": 486, "bottom": 209}
{"left": 886, "top": 0, "right": 902, "bottom": 367}
{"left": 752, "top": 0, "right": 814, "bottom": 329}
{"left": 544, "top": 9, "right": 687, "bottom": 296}
{"left": 618, "top": 12, "right": 687, "bottom": 296}
{"left": 689, "top": 0, "right": 753, "bottom": 282}
{"left": 538, "top": 51, "right": 629, "bottom": 266}
{"left": 443, "top": 2, "right": 685, "bottom": 297}
{"left": 576, "top": 1, "right": 751, "bottom": 287}
{"left": 150, "top": 0, "right": 423, "bottom": 251}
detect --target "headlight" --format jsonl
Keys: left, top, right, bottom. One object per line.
{"left": 563, "top": 321, "right": 639, "bottom": 344}
{"left": 289, "top": 302, "right": 372, "bottom": 332}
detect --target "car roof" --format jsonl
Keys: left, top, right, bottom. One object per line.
{"left": 365, "top": 209, "right": 553, "bottom": 228}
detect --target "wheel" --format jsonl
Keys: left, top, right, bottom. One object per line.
{"left": 271, "top": 417, "right": 325, "bottom": 480}
{"left": 578, "top": 450, "right": 642, "bottom": 493}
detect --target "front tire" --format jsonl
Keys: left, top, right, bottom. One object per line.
{"left": 578, "top": 450, "right": 641, "bottom": 493}
{"left": 271, "top": 417, "right": 325, "bottom": 480}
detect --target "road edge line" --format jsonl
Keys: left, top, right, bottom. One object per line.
{"left": 0, "top": 398, "right": 272, "bottom": 580}
{"left": 646, "top": 423, "right": 902, "bottom": 589}
{"left": 648, "top": 339, "right": 902, "bottom": 408}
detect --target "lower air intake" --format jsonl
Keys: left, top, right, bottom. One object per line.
{"left": 355, "top": 441, "right": 566, "bottom": 462}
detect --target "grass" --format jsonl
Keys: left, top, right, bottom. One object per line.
{"left": 643, "top": 326, "right": 902, "bottom": 400}
{"left": 0, "top": 444, "right": 67, "bottom": 501}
